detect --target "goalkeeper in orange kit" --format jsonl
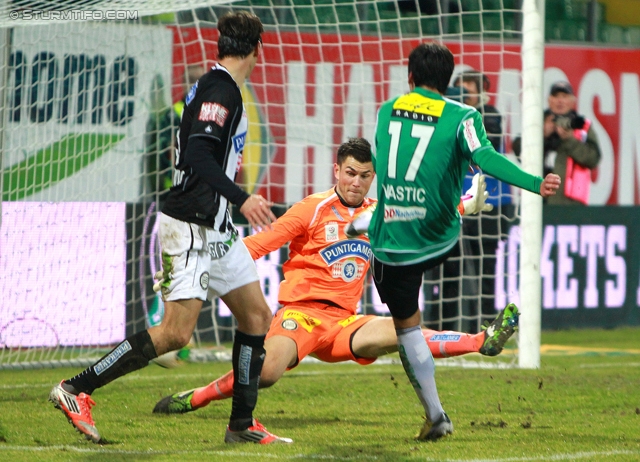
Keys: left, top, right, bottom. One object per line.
{"left": 152, "top": 137, "right": 519, "bottom": 415}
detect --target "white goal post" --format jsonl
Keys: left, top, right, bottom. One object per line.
{"left": 0, "top": 0, "right": 544, "bottom": 370}
{"left": 519, "top": 0, "right": 545, "bottom": 369}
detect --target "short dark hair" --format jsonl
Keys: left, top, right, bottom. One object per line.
{"left": 408, "top": 42, "right": 454, "bottom": 94}
{"left": 337, "top": 138, "right": 372, "bottom": 165}
{"left": 217, "top": 11, "right": 263, "bottom": 59}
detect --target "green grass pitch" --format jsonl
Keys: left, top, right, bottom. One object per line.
{"left": 0, "top": 327, "right": 639, "bottom": 461}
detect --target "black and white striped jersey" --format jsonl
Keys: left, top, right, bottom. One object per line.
{"left": 162, "top": 63, "right": 250, "bottom": 230}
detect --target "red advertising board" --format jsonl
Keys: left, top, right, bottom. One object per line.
{"left": 171, "top": 27, "right": 640, "bottom": 205}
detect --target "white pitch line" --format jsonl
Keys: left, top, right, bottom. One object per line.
{"left": 426, "top": 450, "right": 640, "bottom": 461}
{"left": 579, "top": 361, "right": 640, "bottom": 368}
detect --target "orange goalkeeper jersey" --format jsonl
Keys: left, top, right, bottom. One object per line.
{"left": 243, "top": 188, "right": 377, "bottom": 315}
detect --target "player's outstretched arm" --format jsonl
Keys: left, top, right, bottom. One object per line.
{"left": 539, "top": 173, "right": 561, "bottom": 198}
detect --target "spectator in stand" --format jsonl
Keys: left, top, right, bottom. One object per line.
{"left": 145, "top": 65, "right": 205, "bottom": 202}
{"left": 513, "top": 81, "right": 601, "bottom": 205}
{"left": 454, "top": 71, "right": 502, "bottom": 151}
{"left": 451, "top": 70, "right": 509, "bottom": 204}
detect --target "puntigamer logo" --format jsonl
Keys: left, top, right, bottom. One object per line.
{"left": 320, "top": 240, "right": 372, "bottom": 266}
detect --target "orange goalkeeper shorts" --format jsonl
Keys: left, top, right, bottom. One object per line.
{"left": 266, "top": 301, "right": 377, "bottom": 368}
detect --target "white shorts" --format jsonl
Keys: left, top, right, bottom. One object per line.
{"left": 158, "top": 213, "right": 259, "bottom": 302}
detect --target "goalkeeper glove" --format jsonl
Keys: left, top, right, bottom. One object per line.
{"left": 344, "top": 203, "right": 377, "bottom": 238}
{"left": 459, "top": 173, "right": 493, "bottom": 216}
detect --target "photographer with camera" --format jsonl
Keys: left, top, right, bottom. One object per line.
{"left": 514, "top": 81, "right": 600, "bottom": 205}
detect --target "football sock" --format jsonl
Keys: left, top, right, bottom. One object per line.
{"left": 191, "top": 370, "right": 234, "bottom": 409}
{"left": 397, "top": 325, "right": 444, "bottom": 423}
{"left": 63, "top": 330, "right": 158, "bottom": 395}
{"left": 422, "top": 329, "right": 484, "bottom": 358}
{"left": 228, "top": 330, "right": 266, "bottom": 431}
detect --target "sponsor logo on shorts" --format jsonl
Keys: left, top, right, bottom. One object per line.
{"left": 429, "top": 334, "right": 461, "bottom": 342}
{"left": 281, "top": 319, "right": 298, "bottom": 331}
{"left": 325, "top": 222, "right": 339, "bottom": 242}
{"left": 383, "top": 205, "right": 426, "bottom": 222}
{"left": 337, "top": 315, "right": 360, "bottom": 327}
{"left": 200, "top": 272, "right": 209, "bottom": 290}
{"left": 94, "top": 341, "right": 132, "bottom": 375}
{"left": 283, "top": 310, "right": 321, "bottom": 333}
{"left": 208, "top": 242, "right": 230, "bottom": 260}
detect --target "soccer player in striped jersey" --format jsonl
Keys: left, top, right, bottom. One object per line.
{"left": 152, "top": 138, "right": 519, "bottom": 421}
{"left": 368, "top": 42, "right": 561, "bottom": 441}
{"left": 49, "top": 11, "right": 290, "bottom": 445}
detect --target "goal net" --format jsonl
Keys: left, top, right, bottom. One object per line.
{"left": 0, "top": 0, "right": 534, "bottom": 369}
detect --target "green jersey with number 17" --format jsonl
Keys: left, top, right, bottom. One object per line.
{"left": 370, "top": 87, "right": 542, "bottom": 265}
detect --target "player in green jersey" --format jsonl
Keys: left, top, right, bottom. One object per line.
{"left": 369, "top": 42, "right": 561, "bottom": 442}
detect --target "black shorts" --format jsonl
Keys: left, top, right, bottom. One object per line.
{"left": 372, "top": 250, "right": 454, "bottom": 320}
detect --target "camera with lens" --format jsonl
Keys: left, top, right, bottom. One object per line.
{"left": 553, "top": 111, "right": 585, "bottom": 131}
